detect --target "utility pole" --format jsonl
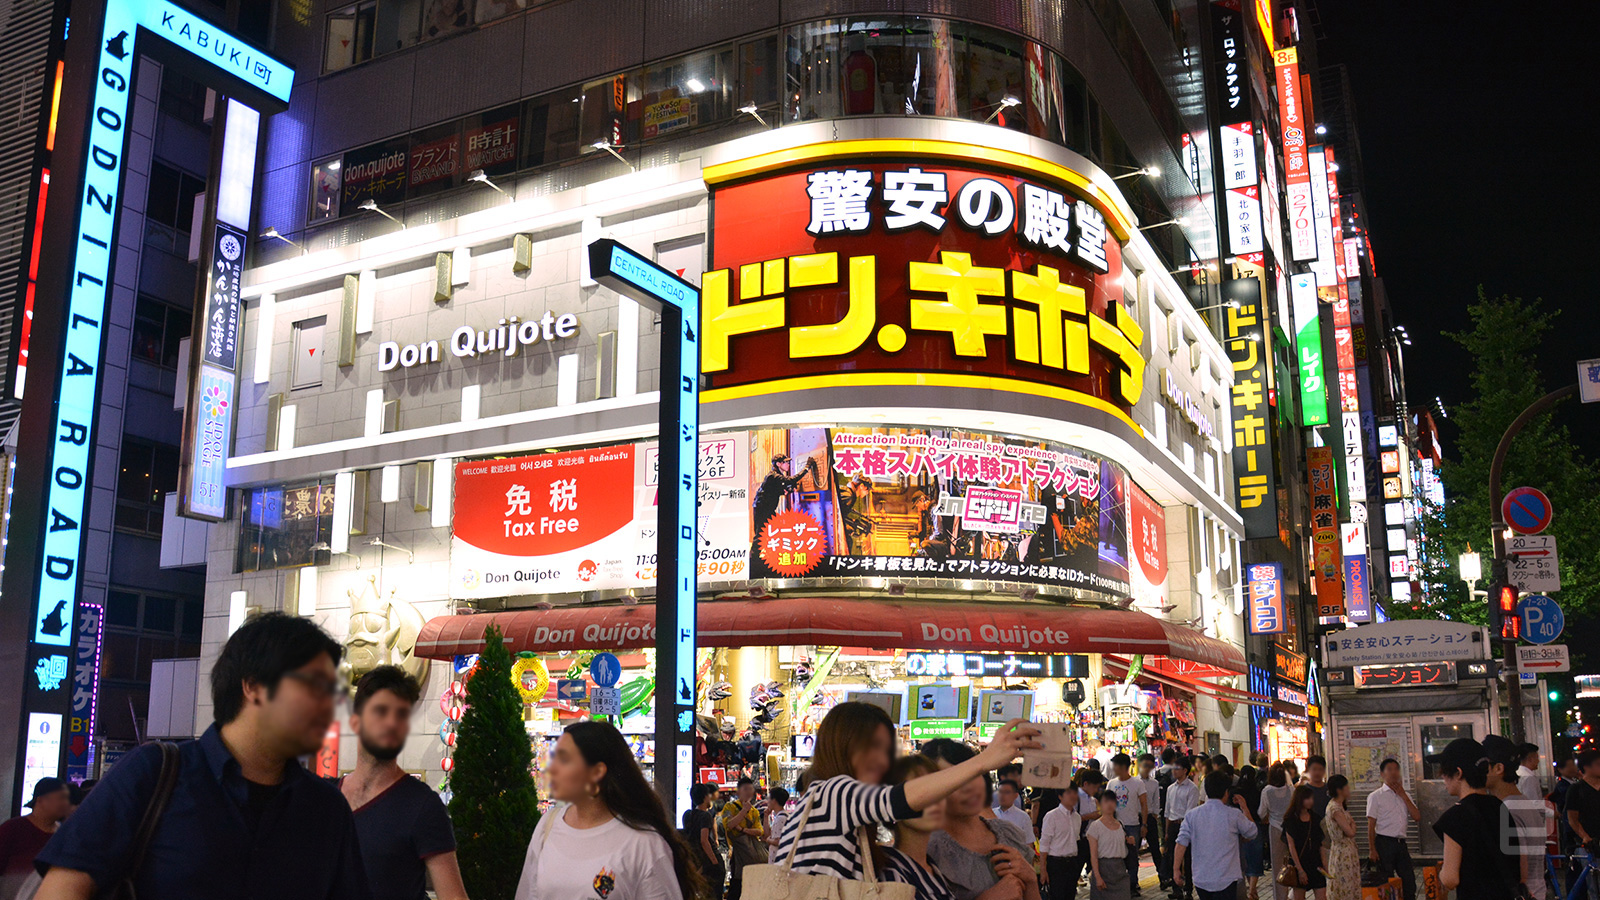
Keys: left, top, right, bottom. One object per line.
{"left": 1488, "top": 383, "right": 1575, "bottom": 743}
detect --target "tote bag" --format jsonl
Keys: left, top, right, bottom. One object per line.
{"left": 742, "top": 795, "right": 915, "bottom": 900}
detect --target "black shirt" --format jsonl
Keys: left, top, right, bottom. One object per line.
{"left": 243, "top": 781, "right": 281, "bottom": 834}
{"left": 36, "top": 724, "right": 368, "bottom": 900}
{"left": 349, "top": 775, "right": 456, "bottom": 900}
{"left": 1433, "top": 793, "right": 1518, "bottom": 900}
{"left": 1568, "top": 779, "right": 1600, "bottom": 842}
{"left": 683, "top": 808, "right": 719, "bottom": 869}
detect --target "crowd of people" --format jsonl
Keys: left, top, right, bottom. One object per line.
{"left": 0, "top": 611, "right": 1574, "bottom": 900}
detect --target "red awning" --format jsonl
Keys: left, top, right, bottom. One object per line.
{"left": 416, "top": 597, "right": 1247, "bottom": 672}
{"left": 1103, "top": 655, "right": 1270, "bottom": 706}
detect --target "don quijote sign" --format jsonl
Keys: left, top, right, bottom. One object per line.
{"left": 378, "top": 311, "right": 580, "bottom": 371}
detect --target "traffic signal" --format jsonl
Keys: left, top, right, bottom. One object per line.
{"left": 1498, "top": 583, "right": 1520, "bottom": 640}
{"left": 1550, "top": 689, "right": 1562, "bottom": 702}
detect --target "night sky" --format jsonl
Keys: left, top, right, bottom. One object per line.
{"left": 1315, "top": 2, "right": 1600, "bottom": 447}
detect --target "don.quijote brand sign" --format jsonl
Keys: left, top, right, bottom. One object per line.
{"left": 706, "top": 158, "right": 1144, "bottom": 415}
{"left": 1162, "top": 369, "right": 1215, "bottom": 438}
{"left": 920, "top": 621, "right": 1070, "bottom": 651}
{"left": 379, "top": 312, "right": 579, "bottom": 371}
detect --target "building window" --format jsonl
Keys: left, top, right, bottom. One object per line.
{"left": 158, "top": 69, "right": 211, "bottom": 130}
{"left": 115, "top": 438, "right": 180, "bottom": 536}
{"left": 100, "top": 588, "right": 202, "bottom": 743}
{"left": 131, "top": 294, "right": 192, "bottom": 370}
{"left": 325, "top": 2, "right": 376, "bottom": 71}
{"left": 237, "top": 482, "right": 336, "bottom": 572}
{"left": 292, "top": 317, "right": 326, "bottom": 389}
{"left": 145, "top": 161, "right": 205, "bottom": 232}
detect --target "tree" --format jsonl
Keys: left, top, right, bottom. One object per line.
{"left": 449, "top": 624, "right": 540, "bottom": 900}
{"left": 1405, "top": 291, "right": 1600, "bottom": 651}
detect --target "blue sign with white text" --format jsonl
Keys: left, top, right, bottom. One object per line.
{"left": 1518, "top": 594, "right": 1564, "bottom": 645}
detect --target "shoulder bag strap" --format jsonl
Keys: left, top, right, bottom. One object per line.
{"left": 123, "top": 742, "right": 181, "bottom": 890}
{"left": 537, "top": 803, "right": 560, "bottom": 852}
{"left": 779, "top": 794, "right": 817, "bottom": 874}
{"left": 856, "top": 825, "right": 880, "bottom": 887}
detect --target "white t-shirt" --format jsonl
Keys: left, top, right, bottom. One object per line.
{"left": 515, "top": 809, "right": 684, "bottom": 900}
{"left": 1109, "top": 776, "right": 1148, "bottom": 826}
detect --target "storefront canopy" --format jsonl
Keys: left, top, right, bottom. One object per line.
{"left": 416, "top": 597, "right": 1247, "bottom": 673}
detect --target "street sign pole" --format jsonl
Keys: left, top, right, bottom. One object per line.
{"left": 587, "top": 239, "right": 700, "bottom": 821}
{"left": 1488, "top": 384, "right": 1576, "bottom": 743}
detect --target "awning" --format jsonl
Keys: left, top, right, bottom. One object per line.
{"left": 1103, "top": 655, "right": 1270, "bottom": 706}
{"left": 416, "top": 597, "right": 1248, "bottom": 672}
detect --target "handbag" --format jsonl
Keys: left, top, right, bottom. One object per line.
{"left": 18, "top": 742, "right": 181, "bottom": 900}
{"left": 1276, "top": 827, "right": 1306, "bottom": 888}
{"left": 743, "top": 795, "right": 915, "bottom": 900}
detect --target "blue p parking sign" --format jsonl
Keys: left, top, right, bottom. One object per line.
{"left": 1517, "top": 594, "right": 1564, "bottom": 645}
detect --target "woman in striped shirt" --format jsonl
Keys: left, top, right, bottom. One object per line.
{"left": 880, "top": 755, "right": 957, "bottom": 900}
{"left": 775, "top": 702, "right": 1039, "bottom": 882}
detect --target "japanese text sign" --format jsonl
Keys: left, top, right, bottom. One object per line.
{"left": 1308, "top": 446, "right": 1344, "bottom": 616}
{"left": 1247, "top": 562, "right": 1287, "bottom": 635}
{"left": 1224, "top": 278, "right": 1277, "bottom": 538}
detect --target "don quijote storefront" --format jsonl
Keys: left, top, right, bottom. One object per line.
{"left": 213, "top": 118, "right": 1264, "bottom": 789}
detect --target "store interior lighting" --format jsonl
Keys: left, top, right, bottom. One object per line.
{"left": 467, "top": 169, "right": 506, "bottom": 194}
{"left": 591, "top": 139, "right": 635, "bottom": 170}
{"left": 357, "top": 199, "right": 403, "bottom": 227}
{"left": 736, "top": 103, "right": 769, "bottom": 127}
{"left": 983, "top": 96, "right": 1021, "bottom": 124}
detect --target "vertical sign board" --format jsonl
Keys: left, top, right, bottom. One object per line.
{"left": 1273, "top": 48, "right": 1316, "bottom": 261}
{"left": 586, "top": 238, "right": 700, "bottom": 821}
{"left": 1341, "top": 523, "right": 1372, "bottom": 623}
{"left": 14, "top": 0, "right": 290, "bottom": 801}
{"left": 65, "top": 603, "right": 103, "bottom": 782}
{"left": 1211, "top": 3, "right": 1263, "bottom": 259}
{"left": 1224, "top": 278, "right": 1277, "bottom": 538}
{"left": 1308, "top": 447, "right": 1344, "bottom": 617}
{"left": 1247, "top": 562, "right": 1287, "bottom": 635}
{"left": 1290, "top": 273, "right": 1328, "bottom": 426}
{"left": 1308, "top": 148, "right": 1337, "bottom": 290}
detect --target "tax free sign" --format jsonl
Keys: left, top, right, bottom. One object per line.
{"left": 33, "top": 2, "right": 290, "bottom": 653}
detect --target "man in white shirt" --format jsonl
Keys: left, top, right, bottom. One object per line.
{"left": 1365, "top": 758, "right": 1419, "bottom": 900}
{"left": 1109, "top": 754, "right": 1150, "bottom": 895}
{"left": 1163, "top": 757, "right": 1202, "bottom": 900}
{"left": 1517, "top": 743, "right": 1544, "bottom": 805}
{"left": 1041, "top": 792, "right": 1084, "bottom": 900}
{"left": 994, "top": 779, "right": 1034, "bottom": 835}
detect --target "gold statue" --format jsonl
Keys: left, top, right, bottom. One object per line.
{"left": 341, "top": 573, "right": 428, "bottom": 685}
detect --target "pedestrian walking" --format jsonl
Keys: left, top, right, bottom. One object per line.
{"left": 771, "top": 703, "right": 1037, "bottom": 889}
{"left": 1163, "top": 757, "right": 1201, "bottom": 900}
{"left": 0, "top": 778, "right": 70, "bottom": 898}
{"left": 1136, "top": 755, "right": 1164, "bottom": 892}
{"left": 1303, "top": 759, "right": 1329, "bottom": 819}
{"left": 923, "top": 740, "right": 1040, "bottom": 900}
{"left": 1321, "top": 777, "right": 1359, "bottom": 900}
{"left": 1041, "top": 790, "right": 1083, "bottom": 900}
{"left": 719, "top": 777, "right": 768, "bottom": 900}
{"left": 1233, "top": 766, "right": 1265, "bottom": 900}
{"left": 339, "top": 666, "right": 467, "bottom": 900}
{"left": 1485, "top": 735, "right": 1546, "bottom": 900}
{"left": 1107, "top": 755, "right": 1150, "bottom": 896}
{"left": 1364, "top": 759, "right": 1418, "bottom": 900}
{"left": 1259, "top": 764, "right": 1295, "bottom": 900}
{"left": 879, "top": 755, "right": 958, "bottom": 900}
{"left": 1171, "top": 772, "right": 1257, "bottom": 900}
{"left": 514, "top": 720, "right": 701, "bottom": 900}
{"left": 685, "top": 784, "right": 726, "bottom": 899}
{"left": 1426, "top": 738, "right": 1518, "bottom": 900}
{"left": 994, "top": 780, "right": 1034, "bottom": 835}
{"left": 1282, "top": 785, "right": 1326, "bottom": 900}
{"left": 1089, "top": 793, "right": 1133, "bottom": 900}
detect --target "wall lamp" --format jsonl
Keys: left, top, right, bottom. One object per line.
{"left": 357, "top": 199, "right": 403, "bottom": 227}
{"left": 467, "top": 169, "right": 505, "bottom": 194}
{"left": 591, "top": 139, "right": 635, "bottom": 171}
{"left": 1138, "top": 216, "right": 1187, "bottom": 231}
{"left": 1113, "top": 165, "right": 1161, "bottom": 181}
{"left": 983, "top": 96, "right": 1021, "bottom": 124}
{"left": 259, "top": 226, "right": 304, "bottom": 253}
{"left": 737, "top": 103, "right": 769, "bottom": 127}
{"left": 1193, "top": 299, "right": 1241, "bottom": 313}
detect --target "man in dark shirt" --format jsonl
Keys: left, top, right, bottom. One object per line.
{"left": 339, "top": 665, "right": 464, "bottom": 900}
{"left": 1565, "top": 750, "right": 1600, "bottom": 849}
{"left": 34, "top": 612, "right": 369, "bottom": 900}
{"left": 0, "top": 778, "right": 70, "bottom": 897}
{"left": 1305, "top": 755, "right": 1330, "bottom": 818}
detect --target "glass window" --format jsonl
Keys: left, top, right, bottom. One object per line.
{"left": 143, "top": 595, "right": 177, "bottom": 633}
{"left": 144, "top": 163, "right": 205, "bottom": 232}
{"left": 115, "top": 438, "right": 180, "bottom": 536}
{"left": 737, "top": 37, "right": 779, "bottom": 112}
{"left": 578, "top": 75, "right": 627, "bottom": 153}
{"left": 522, "top": 86, "right": 582, "bottom": 169}
{"left": 634, "top": 50, "right": 731, "bottom": 143}
{"left": 462, "top": 103, "right": 521, "bottom": 178}
{"left": 107, "top": 590, "right": 140, "bottom": 628}
{"left": 374, "top": 0, "right": 423, "bottom": 54}
{"left": 407, "top": 121, "right": 462, "bottom": 199}
{"left": 420, "top": 0, "right": 471, "bottom": 41}
{"left": 474, "top": 0, "right": 526, "bottom": 24}
{"left": 340, "top": 138, "right": 409, "bottom": 214}
{"left": 325, "top": 2, "right": 377, "bottom": 72}
{"left": 309, "top": 156, "right": 343, "bottom": 222}
{"left": 131, "top": 295, "right": 191, "bottom": 369}
{"left": 181, "top": 599, "right": 204, "bottom": 641}
{"left": 237, "top": 482, "right": 336, "bottom": 572}
{"left": 158, "top": 70, "right": 211, "bottom": 130}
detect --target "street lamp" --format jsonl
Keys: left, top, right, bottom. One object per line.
{"left": 467, "top": 169, "right": 506, "bottom": 194}
{"left": 591, "top": 139, "right": 635, "bottom": 171}
{"left": 357, "top": 199, "right": 403, "bottom": 227}
{"left": 1459, "top": 547, "right": 1485, "bottom": 602}
{"left": 737, "top": 103, "right": 769, "bottom": 127}
{"left": 1113, "top": 165, "right": 1160, "bottom": 182}
{"left": 259, "top": 226, "right": 305, "bottom": 253}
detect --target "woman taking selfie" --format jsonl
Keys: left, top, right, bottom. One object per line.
{"left": 1281, "top": 785, "right": 1326, "bottom": 900}
{"left": 774, "top": 702, "right": 1038, "bottom": 883}
{"left": 922, "top": 740, "right": 1039, "bottom": 900}
{"left": 515, "top": 721, "right": 702, "bottom": 900}
{"left": 1426, "top": 738, "right": 1518, "bottom": 900}
{"left": 879, "top": 755, "right": 957, "bottom": 900}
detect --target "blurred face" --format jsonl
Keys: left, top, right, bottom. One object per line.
{"left": 1138, "top": 759, "right": 1154, "bottom": 777}
{"left": 738, "top": 782, "right": 756, "bottom": 803}
{"left": 250, "top": 653, "right": 339, "bottom": 757}
{"left": 1381, "top": 762, "right": 1401, "bottom": 786}
{"left": 1308, "top": 762, "right": 1326, "bottom": 783}
{"left": 1560, "top": 761, "right": 1578, "bottom": 779}
{"left": 32, "top": 789, "right": 70, "bottom": 823}
{"left": 1524, "top": 751, "right": 1540, "bottom": 769}
{"left": 936, "top": 758, "right": 989, "bottom": 817}
{"left": 351, "top": 688, "right": 413, "bottom": 762}
{"left": 1300, "top": 792, "right": 1314, "bottom": 811}
{"left": 850, "top": 724, "right": 894, "bottom": 784}
{"left": 1334, "top": 784, "right": 1350, "bottom": 803}
{"left": 547, "top": 733, "right": 606, "bottom": 803}
{"left": 1100, "top": 794, "right": 1118, "bottom": 818}
{"left": 998, "top": 783, "right": 1020, "bottom": 809}
{"left": 1442, "top": 768, "right": 1466, "bottom": 798}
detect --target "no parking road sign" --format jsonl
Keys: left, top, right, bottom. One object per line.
{"left": 1503, "top": 486, "right": 1553, "bottom": 535}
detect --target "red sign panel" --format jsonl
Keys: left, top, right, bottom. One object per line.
{"left": 1307, "top": 446, "right": 1344, "bottom": 616}
{"left": 1128, "top": 480, "right": 1167, "bottom": 587}
{"left": 706, "top": 161, "right": 1143, "bottom": 414}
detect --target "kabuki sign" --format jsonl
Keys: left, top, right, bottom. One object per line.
{"left": 704, "top": 155, "right": 1143, "bottom": 419}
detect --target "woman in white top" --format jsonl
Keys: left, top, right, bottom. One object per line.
{"left": 775, "top": 702, "right": 1039, "bottom": 882}
{"left": 1259, "top": 763, "right": 1295, "bottom": 900}
{"left": 1087, "top": 792, "right": 1132, "bottom": 900}
{"left": 515, "top": 721, "right": 701, "bottom": 900}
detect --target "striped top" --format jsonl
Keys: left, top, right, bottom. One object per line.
{"left": 774, "top": 776, "right": 916, "bottom": 879}
{"left": 880, "top": 847, "right": 956, "bottom": 900}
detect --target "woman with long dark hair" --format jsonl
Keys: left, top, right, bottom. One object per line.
{"left": 1259, "top": 764, "right": 1294, "bottom": 900}
{"left": 515, "top": 720, "right": 705, "bottom": 900}
{"left": 1281, "top": 784, "right": 1326, "bottom": 900}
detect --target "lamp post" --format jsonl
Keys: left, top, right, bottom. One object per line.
{"left": 1458, "top": 548, "right": 1483, "bottom": 600}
